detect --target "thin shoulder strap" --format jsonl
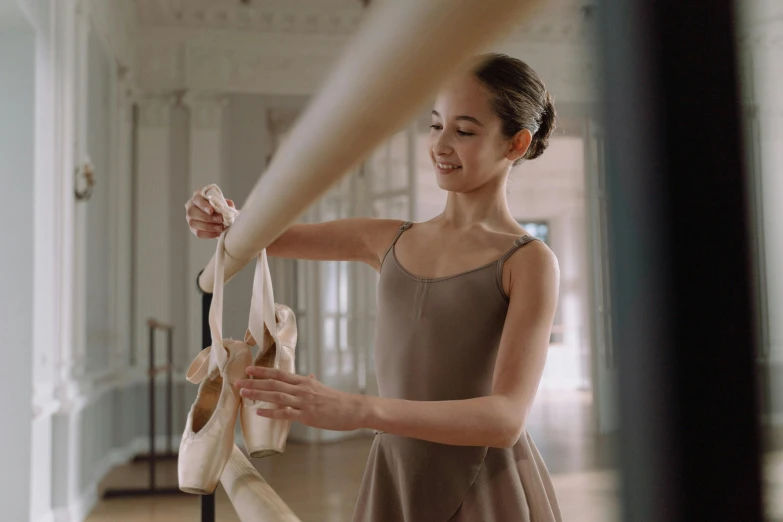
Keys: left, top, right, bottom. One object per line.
{"left": 381, "top": 221, "right": 413, "bottom": 267}
{"left": 495, "top": 235, "right": 539, "bottom": 299}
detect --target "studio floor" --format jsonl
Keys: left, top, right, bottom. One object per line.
{"left": 87, "top": 390, "right": 783, "bottom": 522}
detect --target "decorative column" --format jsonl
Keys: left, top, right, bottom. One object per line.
{"left": 134, "top": 94, "right": 176, "bottom": 368}
{"left": 31, "top": 0, "right": 59, "bottom": 416}
{"left": 29, "top": 3, "right": 59, "bottom": 520}
{"left": 53, "top": 0, "right": 80, "bottom": 406}
{"left": 182, "top": 92, "right": 228, "bottom": 360}
{"left": 112, "top": 66, "right": 136, "bottom": 369}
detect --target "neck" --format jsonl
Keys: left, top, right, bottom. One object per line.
{"left": 437, "top": 173, "right": 516, "bottom": 229}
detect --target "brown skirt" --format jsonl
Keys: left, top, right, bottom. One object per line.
{"left": 352, "top": 430, "right": 562, "bottom": 522}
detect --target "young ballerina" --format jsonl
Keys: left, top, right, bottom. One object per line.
{"left": 185, "top": 53, "right": 562, "bottom": 521}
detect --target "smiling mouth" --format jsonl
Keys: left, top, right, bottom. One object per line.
{"left": 436, "top": 162, "right": 462, "bottom": 170}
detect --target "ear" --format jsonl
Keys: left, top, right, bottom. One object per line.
{"left": 506, "top": 129, "right": 532, "bottom": 163}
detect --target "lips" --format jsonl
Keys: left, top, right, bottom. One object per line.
{"left": 435, "top": 162, "right": 462, "bottom": 174}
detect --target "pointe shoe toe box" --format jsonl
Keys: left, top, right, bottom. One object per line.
{"left": 178, "top": 341, "right": 250, "bottom": 494}
{"left": 241, "top": 305, "right": 297, "bottom": 458}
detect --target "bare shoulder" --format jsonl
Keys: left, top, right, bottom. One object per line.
{"left": 505, "top": 239, "right": 560, "bottom": 298}
{"left": 362, "top": 218, "right": 410, "bottom": 271}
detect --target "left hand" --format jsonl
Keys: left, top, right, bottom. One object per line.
{"left": 235, "top": 367, "right": 367, "bottom": 432}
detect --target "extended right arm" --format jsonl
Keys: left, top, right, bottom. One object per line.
{"left": 186, "top": 190, "right": 403, "bottom": 287}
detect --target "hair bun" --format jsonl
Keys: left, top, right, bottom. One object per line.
{"left": 525, "top": 94, "right": 556, "bottom": 160}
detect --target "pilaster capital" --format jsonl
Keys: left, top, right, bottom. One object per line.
{"left": 181, "top": 91, "right": 230, "bottom": 129}
{"left": 137, "top": 93, "right": 178, "bottom": 127}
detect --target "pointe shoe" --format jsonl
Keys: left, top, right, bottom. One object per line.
{"left": 178, "top": 231, "right": 249, "bottom": 494}
{"left": 178, "top": 340, "right": 251, "bottom": 494}
{"left": 240, "top": 300, "right": 298, "bottom": 458}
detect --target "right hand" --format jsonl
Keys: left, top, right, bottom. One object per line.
{"left": 185, "top": 189, "right": 236, "bottom": 239}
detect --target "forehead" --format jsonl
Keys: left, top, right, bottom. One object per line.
{"left": 432, "top": 74, "right": 495, "bottom": 121}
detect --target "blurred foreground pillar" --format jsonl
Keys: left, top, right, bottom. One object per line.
{"left": 597, "top": 1, "right": 765, "bottom": 520}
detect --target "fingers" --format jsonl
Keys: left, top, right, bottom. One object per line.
{"left": 235, "top": 377, "right": 300, "bottom": 397}
{"left": 190, "top": 191, "right": 215, "bottom": 215}
{"left": 256, "top": 408, "right": 300, "bottom": 420}
{"left": 226, "top": 199, "right": 235, "bottom": 208}
{"left": 188, "top": 217, "right": 225, "bottom": 233}
{"left": 193, "top": 229, "right": 223, "bottom": 239}
{"left": 239, "top": 389, "right": 302, "bottom": 408}
{"left": 186, "top": 197, "right": 222, "bottom": 222}
{"left": 186, "top": 191, "right": 226, "bottom": 238}
{"left": 245, "top": 366, "right": 306, "bottom": 385}
{"left": 187, "top": 218, "right": 225, "bottom": 238}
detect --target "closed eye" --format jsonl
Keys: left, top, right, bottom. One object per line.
{"left": 430, "top": 124, "right": 473, "bottom": 137}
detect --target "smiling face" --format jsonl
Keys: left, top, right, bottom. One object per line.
{"left": 429, "top": 73, "right": 530, "bottom": 193}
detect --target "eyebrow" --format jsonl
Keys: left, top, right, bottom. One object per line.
{"left": 431, "top": 110, "right": 484, "bottom": 127}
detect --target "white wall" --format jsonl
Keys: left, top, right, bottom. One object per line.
{"left": 83, "top": 27, "right": 113, "bottom": 376}
{"left": 3, "top": 1, "right": 178, "bottom": 520}
{"left": 165, "top": 93, "right": 309, "bottom": 362}
{"left": 221, "top": 94, "right": 307, "bottom": 342}
{"left": 0, "top": 11, "right": 36, "bottom": 520}
{"left": 508, "top": 137, "right": 590, "bottom": 390}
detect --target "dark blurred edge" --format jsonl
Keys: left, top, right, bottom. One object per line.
{"left": 597, "top": 1, "right": 764, "bottom": 521}
{"left": 202, "top": 291, "right": 216, "bottom": 522}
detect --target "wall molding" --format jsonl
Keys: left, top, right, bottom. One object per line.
{"left": 133, "top": 0, "right": 598, "bottom": 44}
{"left": 133, "top": 5, "right": 601, "bottom": 101}
{"left": 182, "top": 91, "right": 229, "bottom": 128}
{"left": 52, "top": 367, "right": 189, "bottom": 416}
{"left": 137, "top": 93, "right": 177, "bottom": 127}
{"left": 35, "top": 425, "right": 376, "bottom": 522}
{"left": 136, "top": 0, "right": 365, "bottom": 36}
{"left": 135, "top": 35, "right": 600, "bottom": 101}
{"left": 40, "top": 434, "right": 182, "bottom": 522}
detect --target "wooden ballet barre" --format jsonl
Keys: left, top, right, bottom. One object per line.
{"left": 148, "top": 318, "right": 175, "bottom": 330}
{"left": 198, "top": 0, "right": 542, "bottom": 293}
{"left": 147, "top": 365, "right": 172, "bottom": 377}
{"left": 219, "top": 445, "right": 301, "bottom": 522}
{"left": 104, "top": 318, "right": 181, "bottom": 498}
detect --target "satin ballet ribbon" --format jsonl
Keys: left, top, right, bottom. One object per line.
{"left": 186, "top": 184, "right": 280, "bottom": 383}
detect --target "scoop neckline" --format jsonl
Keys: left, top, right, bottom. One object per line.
{"left": 391, "top": 243, "right": 502, "bottom": 283}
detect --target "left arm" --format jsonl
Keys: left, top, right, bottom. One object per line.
{"left": 235, "top": 244, "right": 560, "bottom": 448}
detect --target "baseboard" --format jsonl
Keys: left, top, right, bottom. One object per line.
{"left": 41, "top": 486, "right": 99, "bottom": 522}
{"left": 43, "top": 434, "right": 181, "bottom": 522}
{"left": 70, "top": 486, "right": 98, "bottom": 522}
{"left": 108, "top": 434, "right": 180, "bottom": 463}
{"left": 33, "top": 509, "right": 56, "bottom": 522}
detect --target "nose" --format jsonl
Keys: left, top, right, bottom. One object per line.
{"left": 431, "top": 130, "right": 453, "bottom": 157}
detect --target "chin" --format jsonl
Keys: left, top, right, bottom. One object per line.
{"left": 435, "top": 176, "right": 466, "bottom": 193}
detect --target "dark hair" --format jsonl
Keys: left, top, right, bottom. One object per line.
{"left": 473, "top": 53, "right": 556, "bottom": 163}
